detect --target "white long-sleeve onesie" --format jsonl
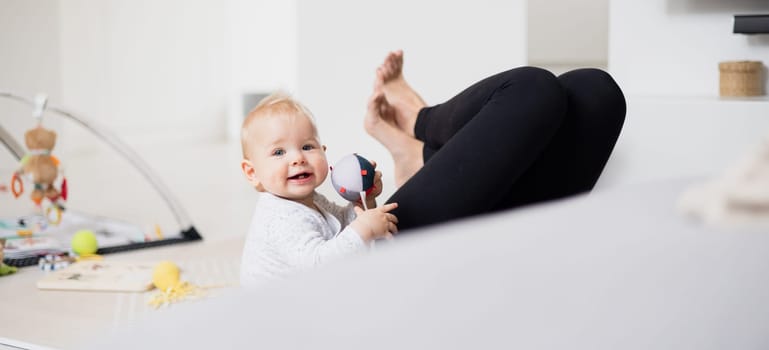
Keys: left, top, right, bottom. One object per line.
{"left": 240, "top": 191, "right": 366, "bottom": 285}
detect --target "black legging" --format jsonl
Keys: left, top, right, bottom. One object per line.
{"left": 386, "top": 67, "right": 626, "bottom": 231}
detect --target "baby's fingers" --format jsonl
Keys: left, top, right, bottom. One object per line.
{"left": 386, "top": 213, "right": 398, "bottom": 224}
{"left": 388, "top": 221, "right": 398, "bottom": 234}
{"left": 379, "top": 202, "right": 398, "bottom": 213}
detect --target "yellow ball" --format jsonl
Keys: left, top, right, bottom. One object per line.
{"left": 71, "top": 230, "right": 98, "bottom": 255}
{"left": 153, "top": 261, "right": 181, "bottom": 291}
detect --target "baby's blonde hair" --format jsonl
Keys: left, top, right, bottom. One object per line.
{"left": 240, "top": 92, "right": 318, "bottom": 159}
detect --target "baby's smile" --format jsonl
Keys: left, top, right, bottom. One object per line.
{"left": 287, "top": 172, "right": 314, "bottom": 184}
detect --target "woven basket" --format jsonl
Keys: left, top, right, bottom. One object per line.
{"left": 719, "top": 61, "right": 764, "bottom": 97}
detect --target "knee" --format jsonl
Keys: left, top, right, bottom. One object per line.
{"left": 495, "top": 67, "right": 567, "bottom": 121}
{"left": 560, "top": 68, "right": 626, "bottom": 109}
{"left": 497, "top": 66, "right": 566, "bottom": 103}
{"left": 500, "top": 66, "right": 561, "bottom": 89}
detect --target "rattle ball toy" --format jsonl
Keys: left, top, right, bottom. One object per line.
{"left": 330, "top": 153, "right": 375, "bottom": 202}
{"left": 71, "top": 230, "right": 98, "bottom": 256}
{"left": 152, "top": 260, "right": 181, "bottom": 291}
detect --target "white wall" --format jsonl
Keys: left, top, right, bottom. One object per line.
{"left": 609, "top": 0, "right": 769, "bottom": 96}
{"left": 226, "top": 0, "right": 297, "bottom": 141}
{"left": 56, "top": 0, "right": 230, "bottom": 151}
{"left": 0, "top": 0, "right": 62, "bottom": 149}
{"left": 528, "top": 0, "right": 609, "bottom": 66}
{"left": 601, "top": 0, "right": 769, "bottom": 188}
{"left": 296, "top": 0, "right": 527, "bottom": 199}
{"left": 17, "top": 0, "right": 763, "bottom": 198}
{"left": 2, "top": 0, "right": 297, "bottom": 152}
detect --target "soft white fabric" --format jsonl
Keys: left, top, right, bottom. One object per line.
{"left": 240, "top": 191, "right": 366, "bottom": 285}
{"left": 678, "top": 134, "right": 769, "bottom": 227}
{"left": 97, "top": 180, "right": 769, "bottom": 350}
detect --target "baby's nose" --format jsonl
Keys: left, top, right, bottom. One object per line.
{"left": 292, "top": 156, "right": 306, "bottom": 165}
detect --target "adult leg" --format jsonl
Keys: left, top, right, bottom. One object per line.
{"left": 492, "top": 68, "right": 626, "bottom": 210}
{"left": 386, "top": 67, "right": 569, "bottom": 231}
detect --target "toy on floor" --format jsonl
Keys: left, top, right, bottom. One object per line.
{"left": 11, "top": 95, "right": 68, "bottom": 212}
{"left": 148, "top": 260, "right": 205, "bottom": 309}
{"left": 0, "top": 239, "right": 19, "bottom": 276}
{"left": 71, "top": 229, "right": 99, "bottom": 257}
{"left": 14, "top": 214, "right": 50, "bottom": 235}
{"left": 37, "top": 253, "right": 75, "bottom": 271}
{"left": 330, "top": 153, "right": 376, "bottom": 209}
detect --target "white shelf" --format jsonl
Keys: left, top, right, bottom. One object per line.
{"left": 632, "top": 94, "right": 769, "bottom": 103}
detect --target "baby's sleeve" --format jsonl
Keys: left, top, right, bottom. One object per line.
{"left": 288, "top": 217, "right": 367, "bottom": 269}
{"left": 241, "top": 195, "right": 367, "bottom": 281}
{"left": 314, "top": 193, "right": 357, "bottom": 227}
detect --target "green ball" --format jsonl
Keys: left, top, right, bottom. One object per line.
{"left": 71, "top": 230, "right": 98, "bottom": 255}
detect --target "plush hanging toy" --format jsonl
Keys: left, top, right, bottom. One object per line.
{"left": 11, "top": 95, "right": 67, "bottom": 213}
{"left": 330, "top": 153, "right": 376, "bottom": 208}
{"left": 12, "top": 125, "right": 67, "bottom": 210}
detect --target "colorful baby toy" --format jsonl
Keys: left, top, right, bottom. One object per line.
{"left": 10, "top": 95, "right": 67, "bottom": 221}
{"left": 330, "top": 153, "right": 376, "bottom": 208}
{"left": 148, "top": 260, "right": 205, "bottom": 308}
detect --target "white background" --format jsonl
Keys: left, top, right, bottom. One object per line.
{"left": 2, "top": 0, "right": 769, "bottom": 198}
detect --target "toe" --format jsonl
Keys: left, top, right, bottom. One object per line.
{"left": 374, "top": 68, "right": 385, "bottom": 88}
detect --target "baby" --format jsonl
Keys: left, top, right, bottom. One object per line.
{"left": 239, "top": 92, "right": 399, "bottom": 285}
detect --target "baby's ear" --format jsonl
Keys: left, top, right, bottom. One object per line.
{"left": 241, "top": 159, "right": 264, "bottom": 191}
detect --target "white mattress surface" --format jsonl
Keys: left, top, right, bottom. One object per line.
{"left": 96, "top": 179, "right": 769, "bottom": 349}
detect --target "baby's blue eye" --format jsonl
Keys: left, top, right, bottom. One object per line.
{"left": 272, "top": 149, "right": 285, "bottom": 156}
{"left": 302, "top": 144, "right": 315, "bottom": 151}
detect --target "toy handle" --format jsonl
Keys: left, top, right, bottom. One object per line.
{"left": 359, "top": 191, "right": 368, "bottom": 210}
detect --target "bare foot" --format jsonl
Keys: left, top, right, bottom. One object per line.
{"left": 364, "top": 90, "right": 424, "bottom": 187}
{"left": 376, "top": 50, "right": 427, "bottom": 137}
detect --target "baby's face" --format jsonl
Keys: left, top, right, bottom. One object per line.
{"left": 242, "top": 113, "right": 328, "bottom": 206}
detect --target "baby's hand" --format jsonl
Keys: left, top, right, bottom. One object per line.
{"left": 371, "top": 170, "right": 383, "bottom": 198}
{"left": 369, "top": 160, "right": 383, "bottom": 199}
{"left": 350, "top": 202, "right": 399, "bottom": 242}
{"left": 355, "top": 161, "right": 383, "bottom": 210}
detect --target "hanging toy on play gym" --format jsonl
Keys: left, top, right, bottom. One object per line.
{"left": 11, "top": 94, "right": 68, "bottom": 218}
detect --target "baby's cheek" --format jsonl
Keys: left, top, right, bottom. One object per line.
{"left": 316, "top": 162, "right": 329, "bottom": 184}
